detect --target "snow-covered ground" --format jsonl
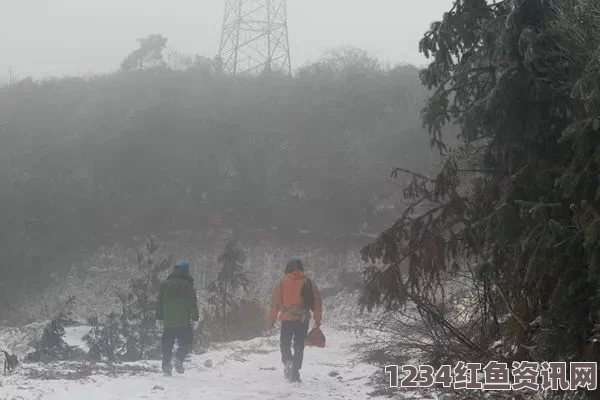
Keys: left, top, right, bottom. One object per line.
{"left": 0, "top": 325, "right": 431, "bottom": 400}
{"left": 63, "top": 325, "right": 92, "bottom": 353}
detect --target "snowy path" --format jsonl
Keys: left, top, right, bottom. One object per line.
{"left": 1, "top": 328, "right": 391, "bottom": 400}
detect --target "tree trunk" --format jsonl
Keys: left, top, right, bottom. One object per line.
{"left": 222, "top": 282, "right": 228, "bottom": 339}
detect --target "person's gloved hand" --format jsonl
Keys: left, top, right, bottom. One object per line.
{"left": 156, "top": 320, "right": 163, "bottom": 330}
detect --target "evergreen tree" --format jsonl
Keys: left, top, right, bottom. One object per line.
{"left": 84, "top": 313, "right": 123, "bottom": 363}
{"left": 361, "top": 0, "right": 600, "bottom": 377}
{"left": 120, "top": 34, "right": 168, "bottom": 71}
{"left": 84, "top": 237, "right": 172, "bottom": 362}
{"left": 26, "top": 296, "right": 80, "bottom": 362}
{"left": 207, "top": 238, "right": 250, "bottom": 339}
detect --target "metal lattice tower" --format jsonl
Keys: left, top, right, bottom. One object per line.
{"left": 218, "top": 0, "right": 292, "bottom": 76}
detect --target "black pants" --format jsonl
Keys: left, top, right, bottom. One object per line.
{"left": 162, "top": 326, "right": 193, "bottom": 372}
{"left": 280, "top": 320, "right": 310, "bottom": 371}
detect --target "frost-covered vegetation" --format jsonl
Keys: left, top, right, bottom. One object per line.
{"left": 5, "top": 1, "right": 600, "bottom": 399}
{"left": 359, "top": 1, "right": 600, "bottom": 399}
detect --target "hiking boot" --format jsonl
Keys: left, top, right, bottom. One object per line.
{"left": 283, "top": 361, "right": 294, "bottom": 381}
{"left": 174, "top": 359, "right": 184, "bottom": 374}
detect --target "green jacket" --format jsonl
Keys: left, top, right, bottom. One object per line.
{"left": 156, "top": 269, "right": 200, "bottom": 329}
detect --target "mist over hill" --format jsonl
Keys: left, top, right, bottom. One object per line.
{"left": 0, "top": 47, "right": 439, "bottom": 320}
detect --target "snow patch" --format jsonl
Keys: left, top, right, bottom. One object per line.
{"left": 64, "top": 325, "right": 92, "bottom": 351}
{"left": 0, "top": 321, "right": 47, "bottom": 358}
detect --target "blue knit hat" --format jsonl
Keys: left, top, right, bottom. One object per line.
{"left": 175, "top": 260, "right": 189, "bottom": 269}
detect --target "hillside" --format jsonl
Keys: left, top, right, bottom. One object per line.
{"left": 0, "top": 324, "right": 434, "bottom": 400}
{"left": 2, "top": 228, "right": 367, "bottom": 325}
{"left": 0, "top": 49, "right": 439, "bottom": 319}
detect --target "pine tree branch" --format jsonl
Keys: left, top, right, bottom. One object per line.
{"left": 391, "top": 167, "right": 435, "bottom": 182}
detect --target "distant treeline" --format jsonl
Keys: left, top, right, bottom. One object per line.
{"left": 0, "top": 47, "right": 436, "bottom": 307}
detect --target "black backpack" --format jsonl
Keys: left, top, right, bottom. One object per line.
{"left": 301, "top": 278, "right": 314, "bottom": 310}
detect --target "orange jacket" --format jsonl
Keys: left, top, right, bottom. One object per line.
{"left": 267, "top": 270, "right": 323, "bottom": 325}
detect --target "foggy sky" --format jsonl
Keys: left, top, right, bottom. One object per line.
{"left": 1, "top": 0, "right": 454, "bottom": 80}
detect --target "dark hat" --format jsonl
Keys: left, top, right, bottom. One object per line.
{"left": 285, "top": 258, "right": 303, "bottom": 273}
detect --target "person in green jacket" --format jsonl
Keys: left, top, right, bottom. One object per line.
{"left": 156, "top": 260, "right": 200, "bottom": 376}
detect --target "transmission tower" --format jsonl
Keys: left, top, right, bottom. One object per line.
{"left": 218, "top": 0, "right": 292, "bottom": 76}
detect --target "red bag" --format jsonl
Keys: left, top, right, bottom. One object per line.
{"left": 306, "top": 327, "right": 326, "bottom": 348}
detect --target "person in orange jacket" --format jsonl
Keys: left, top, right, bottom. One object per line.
{"left": 267, "top": 258, "right": 322, "bottom": 382}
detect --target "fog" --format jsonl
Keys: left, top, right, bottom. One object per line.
{"left": 0, "top": 0, "right": 453, "bottom": 322}
{"left": 1, "top": 0, "right": 453, "bottom": 79}
{"left": 0, "top": 0, "right": 481, "bottom": 397}
{"left": 2, "top": 0, "right": 598, "bottom": 398}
